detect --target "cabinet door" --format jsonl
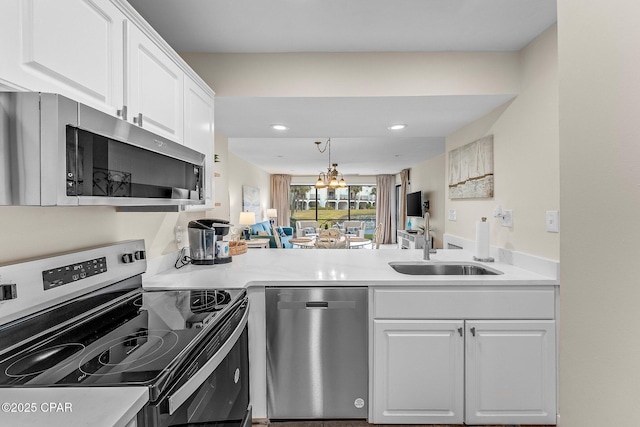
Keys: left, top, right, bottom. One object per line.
{"left": 127, "top": 23, "right": 183, "bottom": 143}
{"left": 182, "top": 77, "right": 214, "bottom": 210}
{"left": 372, "top": 320, "right": 464, "bottom": 424}
{"left": 465, "top": 320, "right": 556, "bottom": 425}
{"left": 0, "top": 0, "right": 125, "bottom": 115}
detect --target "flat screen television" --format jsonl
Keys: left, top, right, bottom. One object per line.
{"left": 406, "top": 191, "right": 422, "bottom": 217}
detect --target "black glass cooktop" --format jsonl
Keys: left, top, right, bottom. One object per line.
{"left": 0, "top": 285, "right": 245, "bottom": 398}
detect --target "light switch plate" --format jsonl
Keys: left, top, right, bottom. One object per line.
{"left": 448, "top": 209, "right": 457, "bottom": 221}
{"left": 546, "top": 210, "right": 560, "bottom": 233}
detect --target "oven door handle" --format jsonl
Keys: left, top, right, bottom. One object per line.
{"left": 168, "top": 301, "right": 249, "bottom": 415}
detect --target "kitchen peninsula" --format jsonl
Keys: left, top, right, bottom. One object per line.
{"left": 144, "top": 247, "right": 558, "bottom": 425}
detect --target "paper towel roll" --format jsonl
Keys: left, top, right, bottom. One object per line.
{"left": 475, "top": 220, "right": 490, "bottom": 260}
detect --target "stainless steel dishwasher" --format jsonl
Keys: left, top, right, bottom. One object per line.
{"left": 266, "top": 287, "right": 368, "bottom": 419}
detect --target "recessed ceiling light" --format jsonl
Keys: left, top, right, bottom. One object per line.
{"left": 271, "top": 124, "right": 289, "bottom": 131}
{"left": 388, "top": 124, "right": 407, "bottom": 131}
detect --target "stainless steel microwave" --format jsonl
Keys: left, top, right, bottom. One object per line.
{"left": 0, "top": 92, "right": 205, "bottom": 207}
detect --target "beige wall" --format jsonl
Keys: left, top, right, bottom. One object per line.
{"left": 409, "top": 153, "right": 446, "bottom": 248}
{"left": 0, "top": 207, "right": 217, "bottom": 264}
{"left": 558, "top": 1, "right": 640, "bottom": 425}
{"left": 444, "top": 25, "right": 559, "bottom": 261}
{"left": 181, "top": 51, "right": 520, "bottom": 97}
{"left": 227, "top": 151, "right": 271, "bottom": 227}
{"left": 182, "top": 49, "right": 524, "bottom": 247}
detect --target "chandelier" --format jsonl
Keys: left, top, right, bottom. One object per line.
{"left": 314, "top": 138, "right": 347, "bottom": 189}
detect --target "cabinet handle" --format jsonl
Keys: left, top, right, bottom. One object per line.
{"left": 457, "top": 327, "right": 463, "bottom": 337}
{"left": 470, "top": 327, "right": 476, "bottom": 337}
{"left": 133, "top": 113, "right": 143, "bottom": 127}
{"left": 117, "top": 105, "right": 128, "bottom": 121}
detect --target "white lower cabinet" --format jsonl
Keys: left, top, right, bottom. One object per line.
{"left": 465, "top": 320, "right": 556, "bottom": 425}
{"left": 373, "top": 320, "right": 464, "bottom": 424}
{"left": 371, "top": 287, "right": 557, "bottom": 425}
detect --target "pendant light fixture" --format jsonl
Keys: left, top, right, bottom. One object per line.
{"left": 314, "top": 138, "right": 347, "bottom": 189}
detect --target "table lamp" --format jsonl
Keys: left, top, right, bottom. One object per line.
{"left": 267, "top": 208, "right": 277, "bottom": 226}
{"left": 238, "top": 211, "right": 256, "bottom": 240}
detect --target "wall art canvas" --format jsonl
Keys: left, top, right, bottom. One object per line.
{"left": 242, "top": 185, "right": 261, "bottom": 218}
{"left": 448, "top": 135, "right": 494, "bottom": 199}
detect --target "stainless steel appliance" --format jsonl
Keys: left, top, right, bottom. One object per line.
{"left": 0, "top": 240, "right": 250, "bottom": 427}
{"left": 0, "top": 92, "right": 205, "bottom": 207}
{"left": 188, "top": 219, "right": 231, "bottom": 265}
{"left": 265, "top": 287, "right": 368, "bottom": 419}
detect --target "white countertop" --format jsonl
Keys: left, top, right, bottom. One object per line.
{"left": 0, "top": 387, "right": 148, "bottom": 427}
{"left": 0, "top": 249, "right": 555, "bottom": 427}
{"left": 142, "top": 247, "right": 557, "bottom": 421}
{"left": 143, "top": 248, "right": 558, "bottom": 290}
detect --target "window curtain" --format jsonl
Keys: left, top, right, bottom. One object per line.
{"left": 270, "top": 174, "right": 291, "bottom": 227}
{"left": 375, "top": 174, "right": 395, "bottom": 244}
{"left": 399, "top": 168, "right": 410, "bottom": 230}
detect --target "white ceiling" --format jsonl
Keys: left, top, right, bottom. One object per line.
{"left": 128, "top": 0, "right": 557, "bottom": 176}
{"left": 128, "top": 0, "right": 557, "bottom": 53}
{"left": 216, "top": 95, "right": 514, "bottom": 175}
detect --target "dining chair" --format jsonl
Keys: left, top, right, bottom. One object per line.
{"left": 295, "top": 220, "right": 319, "bottom": 238}
{"left": 372, "top": 223, "right": 384, "bottom": 249}
{"left": 271, "top": 224, "right": 283, "bottom": 249}
{"left": 343, "top": 220, "right": 366, "bottom": 238}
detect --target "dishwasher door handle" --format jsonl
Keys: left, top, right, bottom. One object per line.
{"left": 306, "top": 301, "right": 328, "bottom": 309}
{"left": 278, "top": 301, "right": 357, "bottom": 310}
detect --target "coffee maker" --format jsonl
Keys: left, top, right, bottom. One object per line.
{"left": 188, "top": 219, "right": 230, "bottom": 265}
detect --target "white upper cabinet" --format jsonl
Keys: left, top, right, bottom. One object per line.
{"left": 0, "top": 0, "right": 214, "bottom": 148}
{"left": 126, "top": 22, "right": 184, "bottom": 143}
{"left": 0, "top": 0, "right": 125, "bottom": 115}
{"left": 0, "top": 0, "right": 216, "bottom": 209}
{"left": 183, "top": 78, "right": 215, "bottom": 210}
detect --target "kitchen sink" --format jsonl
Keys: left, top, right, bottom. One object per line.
{"left": 389, "top": 261, "right": 503, "bottom": 275}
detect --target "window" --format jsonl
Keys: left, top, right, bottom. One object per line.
{"left": 289, "top": 185, "right": 377, "bottom": 238}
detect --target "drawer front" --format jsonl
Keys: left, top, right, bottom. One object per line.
{"left": 373, "top": 287, "right": 555, "bottom": 320}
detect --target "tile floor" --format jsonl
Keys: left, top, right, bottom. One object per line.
{"left": 257, "top": 421, "right": 554, "bottom": 427}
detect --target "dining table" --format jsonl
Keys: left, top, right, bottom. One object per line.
{"left": 290, "top": 236, "right": 372, "bottom": 249}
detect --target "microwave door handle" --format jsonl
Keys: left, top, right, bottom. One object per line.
{"left": 167, "top": 302, "right": 249, "bottom": 415}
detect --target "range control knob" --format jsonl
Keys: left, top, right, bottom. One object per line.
{"left": 121, "top": 253, "right": 135, "bottom": 264}
{"left": 134, "top": 250, "right": 146, "bottom": 260}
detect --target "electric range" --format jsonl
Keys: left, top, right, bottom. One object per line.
{"left": 0, "top": 240, "right": 251, "bottom": 427}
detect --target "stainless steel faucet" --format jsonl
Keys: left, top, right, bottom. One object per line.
{"left": 423, "top": 212, "right": 437, "bottom": 260}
